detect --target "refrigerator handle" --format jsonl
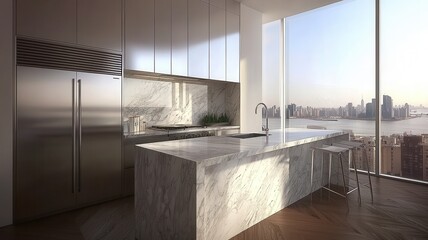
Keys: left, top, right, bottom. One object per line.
{"left": 72, "top": 78, "right": 76, "bottom": 194}
{"left": 77, "top": 79, "right": 82, "bottom": 193}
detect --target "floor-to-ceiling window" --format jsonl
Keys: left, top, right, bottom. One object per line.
{"left": 380, "top": 0, "right": 428, "bottom": 182}
{"left": 285, "top": 0, "right": 376, "bottom": 172}
{"left": 282, "top": 0, "right": 428, "bottom": 183}
{"left": 262, "top": 20, "right": 283, "bottom": 130}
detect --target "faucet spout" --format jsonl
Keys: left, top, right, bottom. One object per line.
{"left": 255, "top": 102, "right": 269, "bottom": 136}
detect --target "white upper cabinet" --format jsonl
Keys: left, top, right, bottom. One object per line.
{"left": 226, "top": 11, "right": 240, "bottom": 82}
{"left": 171, "top": 0, "right": 188, "bottom": 76}
{"left": 210, "top": 4, "right": 226, "bottom": 80}
{"left": 123, "top": 0, "right": 240, "bottom": 81}
{"left": 226, "top": 0, "right": 240, "bottom": 15}
{"left": 125, "top": 0, "right": 155, "bottom": 72}
{"left": 77, "top": 0, "right": 122, "bottom": 52}
{"left": 155, "top": 0, "right": 172, "bottom": 74}
{"left": 17, "top": 0, "right": 77, "bottom": 44}
{"left": 17, "top": 0, "right": 122, "bottom": 52}
{"left": 210, "top": 0, "right": 226, "bottom": 9}
{"left": 188, "top": 0, "right": 209, "bottom": 79}
{"left": 226, "top": 0, "right": 240, "bottom": 82}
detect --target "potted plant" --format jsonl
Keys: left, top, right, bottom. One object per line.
{"left": 201, "top": 113, "right": 230, "bottom": 126}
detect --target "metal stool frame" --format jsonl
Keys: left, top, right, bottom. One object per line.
{"left": 333, "top": 140, "right": 374, "bottom": 203}
{"left": 311, "top": 145, "right": 360, "bottom": 206}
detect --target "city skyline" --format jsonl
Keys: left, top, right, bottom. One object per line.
{"left": 262, "top": 93, "right": 426, "bottom": 120}
{"left": 287, "top": 94, "right": 414, "bottom": 120}
{"left": 260, "top": 0, "right": 428, "bottom": 108}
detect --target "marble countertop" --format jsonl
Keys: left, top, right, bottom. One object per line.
{"left": 136, "top": 128, "right": 346, "bottom": 166}
{"left": 124, "top": 125, "right": 240, "bottom": 138}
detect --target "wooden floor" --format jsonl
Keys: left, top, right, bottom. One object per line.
{"left": 232, "top": 175, "right": 428, "bottom": 240}
{"left": 1, "top": 174, "right": 427, "bottom": 240}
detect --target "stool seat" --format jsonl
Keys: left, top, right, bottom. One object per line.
{"left": 313, "top": 145, "right": 349, "bottom": 154}
{"left": 335, "top": 140, "right": 364, "bottom": 148}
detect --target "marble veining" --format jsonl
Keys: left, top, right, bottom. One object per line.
{"left": 135, "top": 128, "right": 349, "bottom": 240}
{"left": 123, "top": 77, "right": 240, "bottom": 127}
{"left": 137, "top": 128, "right": 346, "bottom": 166}
{"left": 124, "top": 125, "right": 240, "bottom": 138}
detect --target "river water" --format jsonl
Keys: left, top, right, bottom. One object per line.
{"left": 269, "top": 109, "right": 428, "bottom": 136}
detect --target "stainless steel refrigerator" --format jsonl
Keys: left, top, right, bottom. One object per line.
{"left": 15, "top": 65, "right": 122, "bottom": 221}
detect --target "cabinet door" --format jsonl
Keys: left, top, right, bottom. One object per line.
{"left": 210, "top": 0, "right": 225, "bottom": 9}
{"left": 125, "top": 0, "right": 155, "bottom": 71}
{"left": 77, "top": 73, "right": 122, "bottom": 204}
{"left": 155, "top": 0, "right": 172, "bottom": 74}
{"left": 226, "top": 12, "right": 240, "bottom": 82}
{"left": 188, "top": 0, "right": 209, "bottom": 79}
{"left": 17, "top": 0, "right": 76, "bottom": 44}
{"left": 210, "top": 5, "right": 226, "bottom": 80}
{"left": 172, "top": 0, "right": 188, "bottom": 76}
{"left": 77, "top": 0, "right": 122, "bottom": 51}
{"left": 16, "top": 67, "right": 75, "bottom": 221}
{"left": 226, "top": 0, "right": 240, "bottom": 15}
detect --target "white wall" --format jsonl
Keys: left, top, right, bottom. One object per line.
{"left": 240, "top": 0, "right": 341, "bottom": 23}
{"left": 240, "top": 4, "right": 263, "bottom": 132}
{"left": 0, "top": 0, "right": 14, "bottom": 227}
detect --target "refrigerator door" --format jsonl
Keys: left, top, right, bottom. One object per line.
{"left": 16, "top": 66, "right": 76, "bottom": 221}
{"left": 76, "top": 72, "right": 122, "bottom": 204}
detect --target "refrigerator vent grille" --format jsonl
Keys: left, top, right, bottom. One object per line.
{"left": 17, "top": 38, "right": 122, "bottom": 76}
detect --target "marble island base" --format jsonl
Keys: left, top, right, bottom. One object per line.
{"left": 135, "top": 129, "right": 348, "bottom": 240}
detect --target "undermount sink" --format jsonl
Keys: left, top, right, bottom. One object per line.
{"left": 229, "top": 133, "right": 268, "bottom": 139}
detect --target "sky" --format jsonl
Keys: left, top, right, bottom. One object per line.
{"left": 262, "top": 20, "right": 282, "bottom": 107}
{"left": 271, "top": 0, "right": 428, "bottom": 108}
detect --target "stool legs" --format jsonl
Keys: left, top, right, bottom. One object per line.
{"left": 353, "top": 150, "right": 361, "bottom": 205}
{"left": 328, "top": 153, "right": 332, "bottom": 195}
{"left": 339, "top": 153, "right": 348, "bottom": 206}
{"left": 321, "top": 152, "right": 324, "bottom": 198}
{"left": 311, "top": 149, "right": 314, "bottom": 201}
{"left": 364, "top": 148, "right": 374, "bottom": 203}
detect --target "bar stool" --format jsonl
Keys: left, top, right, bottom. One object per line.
{"left": 311, "top": 145, "right": 360, "bottom": 205}
{"left": 333, "top": 141, "right": 374, "bottom": 203}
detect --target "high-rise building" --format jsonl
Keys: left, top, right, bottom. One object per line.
{"left": 352, "top": 136, "right": 375, "bottom": 171}
{"left": 401, "top": 135, "right": 423, "bottom": 180}
{"left": 346, "top": 102, "right": 357, "bottom": 118}
{"left": 381, "top": 136, "right": 401, "bottom": 176}
{"left": 366, "top": 102, "right": 373, "bottom": 118}
{"left": 382, "top": 95, "right": 394, "bottom": 119}
{"left": 371, "top": 98, "right": 376, "bottom": 118}
{"left": 423, "top": 143, "right": 428, "bottom": 181}
{"left": 288, "top": 103, "right": 296, "bottom": 117}
{"left": 422, "top": 135, "right": 428, "bottom": 181}
{"left": 405, "top": 103, "right": 410, "bottom": 118}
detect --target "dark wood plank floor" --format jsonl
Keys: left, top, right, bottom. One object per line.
{"left": 231, "top": 175, "right": 428, "bottom": 240}
{"left": 0, "top": 197, "right": 134, "bottom": 240}
{"left": 1, "top": 174, "right": 427, "bottom": 240}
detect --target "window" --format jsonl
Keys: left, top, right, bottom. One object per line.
{"left": 380, "top": 0, "right": 428, "bottom": 182}
{"left": 285, "top": 0, "right": 375, "bottom": 172}
{"left": 263, "top": 20, "right": 283, "bottom": 130}
{"left": 283, "top": 0, "right": 428, "bottom": 183}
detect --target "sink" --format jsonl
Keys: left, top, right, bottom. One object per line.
{"left": 229, "top": 133, "right": 268, "bottom": 139}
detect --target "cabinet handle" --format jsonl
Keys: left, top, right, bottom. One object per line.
{"left": 77, "top": 79, "right": 82, "bottom": 192}
{"left": 72, "top": 78, "right": 76, "bottom": 193}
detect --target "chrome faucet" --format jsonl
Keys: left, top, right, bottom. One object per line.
{"left": 255, "top": 102, "right": 269, "bottom": 136}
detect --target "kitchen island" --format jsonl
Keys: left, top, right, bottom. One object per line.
{"left": 135, "top": 128, "right": 349, "bottom": 240}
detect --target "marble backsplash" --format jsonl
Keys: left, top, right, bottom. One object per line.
{"left": 123, "top": 76, "right": 240, "bottom": 128}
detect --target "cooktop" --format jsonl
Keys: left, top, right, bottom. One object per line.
{"left": 151, "top": 124, "right": 204, "bottom": 130}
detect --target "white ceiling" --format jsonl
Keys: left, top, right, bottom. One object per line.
{"left": 238, "top": 0, "right": 342, "bottom": 23}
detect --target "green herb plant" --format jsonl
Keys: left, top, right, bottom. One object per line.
{"left": 201, "top": 113, "right": 230, "bottom": 126}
